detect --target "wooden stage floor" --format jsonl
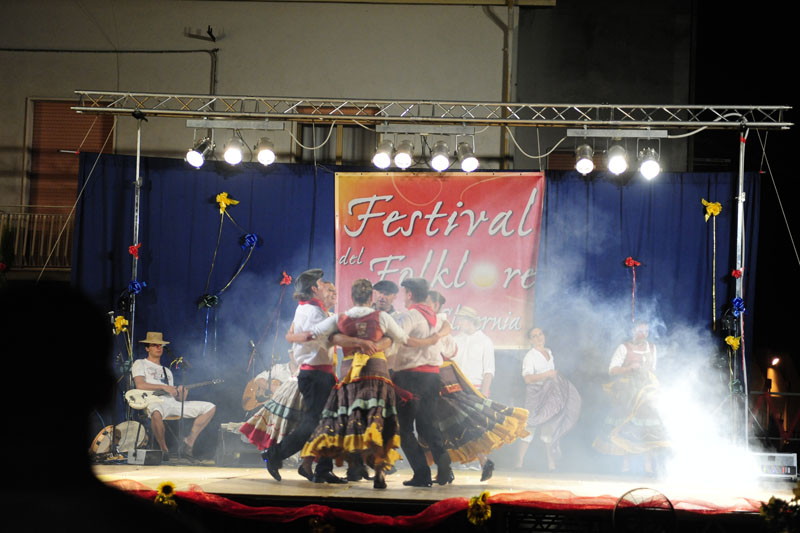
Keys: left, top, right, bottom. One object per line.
{"left": 93, "top": 460, "right": 794, "bottom": 513}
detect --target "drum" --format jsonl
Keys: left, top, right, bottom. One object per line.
{"left": 89, "top": 421, "right": 148, "bottom": 455}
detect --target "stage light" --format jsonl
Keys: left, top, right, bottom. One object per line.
{"left": 223, "top": 136, "right": 244, "bottom": 165}
{"left": 575, "top": 144, "right": 594, "bottom": 175}
{"left": 607, "top": 144, "right": 628, "bottom": 175}
{"left": 394, "top": 139, "right": 414, "bottom": 169}
{"left": 772, "top": 357, "right": 781, "bottom": 366}
{"left": 372, "top": 139, "right": 394, "bottom": 169}
{"left": 256, "top": 137, "right": 275, "bottom": 166}
{"left": 186, "top": 138, "right": 213, "bottom": 168}
{"left": 457, "top": 142, "right": 479, "bottom": 172}
{"left": 639, "top": 147, "right": 661, "bottom": 180}
{"left": 430, "top": 140, "right": 450, "bottom": 172}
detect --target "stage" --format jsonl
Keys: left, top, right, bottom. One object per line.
{"left": 92, "top": 460, "right": 795, "bottom": 531}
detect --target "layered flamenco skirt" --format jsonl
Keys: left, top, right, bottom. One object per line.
{"left": 592, "top": 371, "right": 670, "bottom": 455}
{"left": 239, "top": 378, "right": 304, "bottom": 451}
{"left": 524, "top": 373, "right": 582, "bottom": 461}
{"left": 434, "top": 361, "right": 530, "bottom": 463}
{"left": 301, "top": 352, "right": 401, "bottom": 468}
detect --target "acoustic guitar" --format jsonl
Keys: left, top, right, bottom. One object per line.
{"left": 125, "top": 379, "right": 223, "bottom": 410}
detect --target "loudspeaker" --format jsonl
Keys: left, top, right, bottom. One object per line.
{"left": 127, "top": 449, "right": 163, "bottom": 465}
{"left": 752, "top": 452, "right": 797, "bottom": 480}
{"left": 215, "top": 423, "right": 262, "bottom": 467}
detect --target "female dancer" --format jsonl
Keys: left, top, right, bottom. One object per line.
{"left": 514, "top": 327, "right": 581, "bottom": 471}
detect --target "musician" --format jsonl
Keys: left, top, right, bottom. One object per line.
{"left": 131, "top": 332, "right": 216, "bottom": 457}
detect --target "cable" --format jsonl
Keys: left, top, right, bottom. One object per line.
{"left": 36, "top": 117, "right": 117, "bottom": 283}
{"left": 756, "top": 129, "right": 800, "bottom": 267}
{"left": 505, "top": 126, "right": 567, "bottom": 160}
{"left": 287, "top": 120, "right": 337, "bottom": 151}
{"left": 666, "top": 113, "right": 745, "bottom": 139}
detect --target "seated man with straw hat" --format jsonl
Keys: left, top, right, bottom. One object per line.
{"left": 131, "top": 332, "right": 216, "bottom": 457}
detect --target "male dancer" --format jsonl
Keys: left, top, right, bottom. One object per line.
{"left": 263, "top": 268, "right": 347, "bottom": 484}
{"left": 391, "top": 277, "right": 452, "bottom": 487}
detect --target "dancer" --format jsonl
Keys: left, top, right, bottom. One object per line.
{"left": 452, "top": 306, "right": 494, "bottom": 397}
{"left": 514, "top": 327, "right": 581, "bottom": 471}
{"left": 300, "top": 279, "right": 418, "bottom": 489}
{"left": 593, "top": 322, "right": 670, "bottom": 474}
{"left": 391, "top": 277, "right": 453, "bottom": 487}
{"left": 262, "top": 268, "right": 347, "bottom": 484}
{"left": 239, "top": 350, "right": 302, "bottom": 458}
{"left": 430, "top": 294, "right": 528, "bottom": 481}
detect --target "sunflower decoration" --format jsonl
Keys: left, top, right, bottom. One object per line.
{"left": 113, "top": 315, "right": 133, "bottom": 360}
{"left": 154, "top": 481, "right": 178, "bottom": 509}
{"left": 725, "top": 335, "right": 741, "bottom": 351}
{"left": 467, "top": 491, "right": 492, "bottom": 526}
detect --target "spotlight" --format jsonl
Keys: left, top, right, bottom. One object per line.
{"left": 639, "top": 147, "right": 661, "bottom": 180}
{"left": 394, "top": 139, "right": 414, "bottom": 169}
{"left": 372, "top": 139, "right": 394, "bottom": 169}
{"left": 223, "top": 136, "right": 244, "bottom": 165}
{"left": 607, "top": 144, "right": 628, "bottom": 175}
{"left": 186, "top": 138, "right": 213, "bottom": 168}
{"left": 457, "top": 142, "right": 479, "bottom": 172}
{"left": 772, "top": 357, "right": 781, "bottom": 367}
{"left": 256, "top": 137, "right": 276, "bottom": 166}
{"left": 430, "top": 140, "right": 450, "bottom": 172}
{"left": 575, "top": 144, "right": 594, "bottom": 175}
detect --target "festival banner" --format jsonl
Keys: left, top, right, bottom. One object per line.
{"left": 335, "top": 172, "right": 544, "bottom": 348}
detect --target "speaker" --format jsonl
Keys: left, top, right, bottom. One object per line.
{"left": 215, "top": 423, "right": 262, "bottom": 467}
{"left": 127, "top": 449, "right": 163, "bottom": 465}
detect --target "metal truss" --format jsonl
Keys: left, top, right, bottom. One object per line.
{"left": 73, "top": 91, "right": 792, "bottom": 131}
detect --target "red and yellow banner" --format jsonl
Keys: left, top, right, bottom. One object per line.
{"left": 335, "top": 172, "right": 544, "bottom": 348}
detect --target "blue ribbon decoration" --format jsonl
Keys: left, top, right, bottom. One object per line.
{"left": 241, "top": 233, "right": 260, "bottom": 250}
{"left": 128, "top": 280, "right": 147, "bottom": 294}
{"left": 732, "top": 296, "right": 746, "bottom": 317}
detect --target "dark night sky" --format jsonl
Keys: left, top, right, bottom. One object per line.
{"left": 693, "top": 4, "right": 798, "bottom": 366}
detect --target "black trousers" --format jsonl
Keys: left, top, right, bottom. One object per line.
{"left": 273, "top": 368, "right": 335, "bottom": 474}
{"left": 393, "top": 369, "right": 446, "bottom": 480}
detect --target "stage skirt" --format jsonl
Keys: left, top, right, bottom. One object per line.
{"left": 434, "top": 361, "right": 530, "bottom": 464}
{"left": 239, "top": 378, "right": 304, "bottom": 451}
{"left": 592, "top": 371, "right": 670, "bottom": 455}
{"left": 301, "top": 352, "right": 401, "bottom": 468}
{"left": 524, "top": 373, "right": 582, "bottom": 460}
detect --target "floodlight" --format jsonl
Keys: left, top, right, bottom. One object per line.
{"left": 639, "top": 147, "right": 661, "bottom": 180}
{"left": 256, "top": 137, "right": 276, "bottom": 166}
{"left": 223, "top": 136, "right": 244, "bottom": 165}
{"left": 457, "top": 142, "right": 479, "bottom": 172}
{"left": 575, "top": 144, "right": 594, "bottom": 175}
{"left": 607, "top": 144, "right": 628, "bottom": 175}
{"left": 372, "top": 139, "right": 394, "bottom": 169}
{"left": 394, "top": 140, "right": 414, "bottom": 169}
{"left": 430, "top": 140, "right": 450, "bottom": 172}
{"left": 185, "top": 138, "right": 213, "bottom": 168}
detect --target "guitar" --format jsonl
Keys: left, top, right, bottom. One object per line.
{"left": 125, "top": 379, "right": 223, "bottom": 410}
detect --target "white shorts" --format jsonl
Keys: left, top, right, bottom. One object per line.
{"left": 147, "top": 397, "right": 215, "bottom": 419}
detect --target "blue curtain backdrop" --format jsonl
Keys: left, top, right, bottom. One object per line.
{"left": 72, "top": 154, "right": 759, "bottom": 423}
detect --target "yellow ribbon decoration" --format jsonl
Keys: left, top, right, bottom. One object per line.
{"left": 725, "top": 336, "right": 741, "bottom": 351}
{"left": 703, "top": 198, "right": 722, "bottom": 330}
{"left": 467, "top": 491, "right": 492, "bottom": 526}
{"left": 154, "top": 481, "right": 178, "bottom": 509}
{"left": 702, "top": 198, "right": 722, "bottom": 222}
{"left": 216, "top": 192, "right": 239, "bottom": 214}
{"left": 113, "top": 316, "right": 128, "bottom": 335}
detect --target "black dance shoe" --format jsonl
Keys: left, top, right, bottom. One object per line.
{"left": 373, "top": 469, "right": 387, "bottom": 489}
{"left": 480, "top": 459, "right": 495, "bottom": 482}
{"left": 435, "top": 453, "right": 454, "bottom": 486}
{"left": 312, "top": 471, "right": 348, "bottom": 484}
{"left": 297, "top": 463, "right": 314, "bottom": 481}
{"left": 402, "top": 477, "right": 433, "bottom": 487}
{"left": 263, "top": 447, "right": 282, "bottom": 482}
{"left": 346, "top": 464, "right": 373, "bottom": 481}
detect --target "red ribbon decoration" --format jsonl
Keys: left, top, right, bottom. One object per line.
{"left": 280, "top": 271, "right": 292, "bottom": 286}
{"left": 731, "top": 268, "right": 743, "bottom": 279}
{"left": 128, "top": 243, "right": 141, "bottom": 259}
{"left": 624, "top": 257, "right": 641, "bottom": 322}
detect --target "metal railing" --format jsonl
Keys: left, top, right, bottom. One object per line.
{"left": 0, "top": 208, "right": 74, "bottom": 269}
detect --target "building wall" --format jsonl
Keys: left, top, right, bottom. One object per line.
{"left": 0, "top": 0, "right": 509, "bottom": 207}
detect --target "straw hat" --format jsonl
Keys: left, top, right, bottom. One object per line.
{"left": 139, "top": 331, "right": 170, "bottom": 345}
{"left": 455, "top": 306, "right": 479, "bottom": 320}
